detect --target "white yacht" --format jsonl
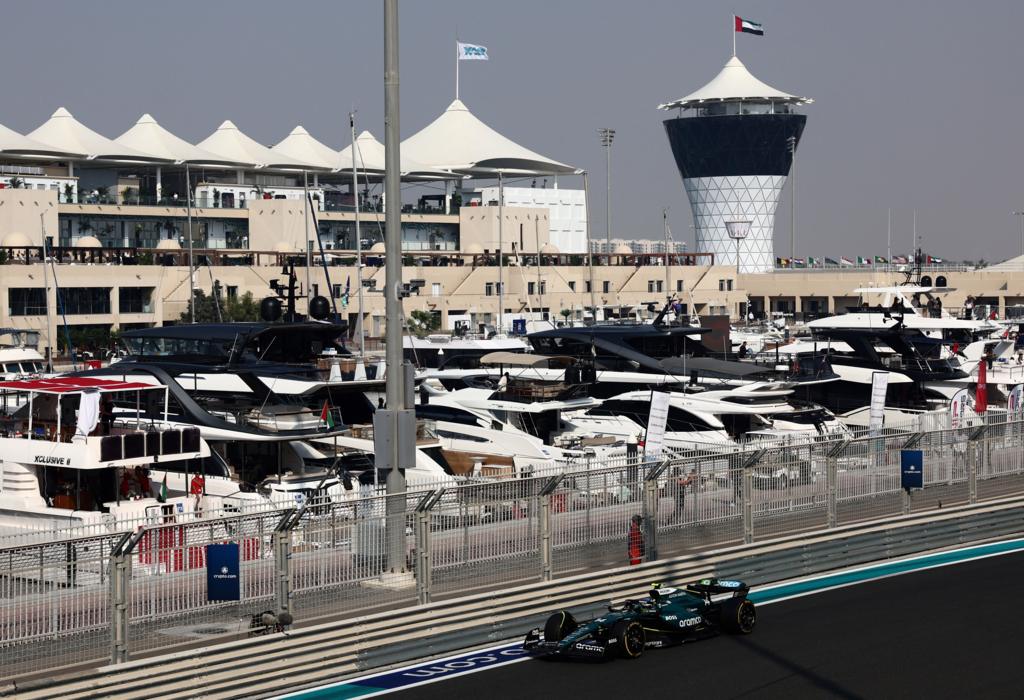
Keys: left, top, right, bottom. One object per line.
{"left": 0, "top": 376, "right": 219, "bottom": 534}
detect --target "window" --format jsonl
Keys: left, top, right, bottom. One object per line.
{"left": 602, "top": 281, "right": 611, "bottom": 293}
{"left": 718, "top": 280, "right": 726, "bottom": 291}
{"left": 227, "top": 286, "right": 238, "bottom": 300}
{"left": 118, "top": 287, "right": 153, "bottom": 314}
{"left": 528, "top": 282, "right": 536, "bottom": 296}
{"left": 540, "top": 281, "right": 546, "bottom": 295}
{"left": 656, "top": 280, "right": 663, "bottom": 293}
{"left": 8, "top": 288, "right": 46, "bottom": 316}
{"left": 648, "top": 281, "right": 655, "bottom": 293}
{"left": 677, "top": 280, "right": 684, "bottom": 292}
{"left": 431, "top": 283, "right": 441, "bottom": 297}
{"left": 485, "top": 282, "right": 494, "bottom": 296}
{"left": 568, "top": 281, "right": 576, "bottom": 292}
{"left": 332, "top": 284, "right": 343, "bottom": 299}
{"left": 726, "top": 280, "right": 733, "bottom": 291}
{"left": 63, "top": 288, "right": 111, "bottom": 315}
{"left": 585, "top": 281, "right": 592, "bottom": 293}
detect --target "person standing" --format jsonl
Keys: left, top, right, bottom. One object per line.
{"left": 674, "top": 468, "right": 695, "bottom": 521}
{"left": 628, "top": 514, "right": 645, "bottom": 565}
{"left": 737, "top": 341, "right": 749, "bottom": 359}
{"left": 964, "top": 295, "right": 975, "bottom": 320}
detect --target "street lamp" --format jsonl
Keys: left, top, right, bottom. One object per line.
{"left": 598, "top": 128, "right": 615, "bottom": 255}
{"left": 1014, "top": 211, "right": 1024, "bottom": 258}
{"left": 726, "top": 220, "right": 751, "bottom": 277}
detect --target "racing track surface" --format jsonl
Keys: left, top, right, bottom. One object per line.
{"left": 397, "top": 551, "right": 1024, "bottom": 699}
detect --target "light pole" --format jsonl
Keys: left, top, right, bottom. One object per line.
{"left": 1014, "top": 211, "right": 1024, "bottom": 258}
{"left": 598, "top": 128, "right": 615, "bottom": 255}
{"left": 787, "top": 135, "right": 796, "bottom": 262}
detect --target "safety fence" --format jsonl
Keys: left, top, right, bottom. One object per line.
{"left": 2, "top": 414, "right": 1023, "bottom": 679}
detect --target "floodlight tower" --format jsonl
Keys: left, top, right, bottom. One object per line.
{"left": 659, "top": 56, "right": 811, "bottom": 272}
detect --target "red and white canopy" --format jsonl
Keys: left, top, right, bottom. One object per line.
{"left": 0, "top": 376, "right": 158, "bottom": 395}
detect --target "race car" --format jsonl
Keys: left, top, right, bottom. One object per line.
{"left": 523, "top": 578, "right": 756, "bottom": 660}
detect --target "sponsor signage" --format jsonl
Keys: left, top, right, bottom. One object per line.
{"left": 900, "top": 449, "right": 923, "bottom": 490}
{"left": 644, "top": 391, "right": 672, "bottom": 457}
{"left": 1008, "top": 384, "right": 1024, "bottom": 419}
{"left": 950, "top": 388, "right": 972, "bottom": 429}
{"left": 206, "top": 542, "right": 240, "bottom": 601}
{"left": 868, "top": 372, "right": 889, "bottom": 435}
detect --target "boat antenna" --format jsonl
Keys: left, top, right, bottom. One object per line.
{"left": 306, "top": 194, "right": 340, "bottom": 322}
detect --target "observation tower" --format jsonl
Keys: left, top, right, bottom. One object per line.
{"left": 659, "top": 56, "right": 811, "bottom": 273}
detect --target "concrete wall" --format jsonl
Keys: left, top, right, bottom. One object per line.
{"left": 458, "top": 206, "right": 550, "bottom": 254}
{"left": 0, "top": 189, "right": 58, "bottom": 245}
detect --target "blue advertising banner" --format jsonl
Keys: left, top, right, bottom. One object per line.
{"left": 206, "top": 542, "right": 240, "bottom": 601}
{"left": 901, "top": 449, "right": 923, "bottom": 490}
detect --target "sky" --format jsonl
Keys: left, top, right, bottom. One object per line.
{"left": 1, "top": 1, "right": 1022, "bottom": 262}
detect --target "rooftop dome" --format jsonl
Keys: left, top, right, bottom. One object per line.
{"left": 659, "top": 56, "right": 811, "bottom": 110}
{"left": 540, "top": 243, "right": 560, "bottom": 254}
{"left": 1, "top": 232, "right": 32, "bottom": 247}
{"left": 155, "top": 238, "right": 181, "bottom": 250}
{"left": 613, "top": 244, "right": 634, "bottom": 255}
{"left": 75, "top": 235, "right": 102, "bottom": 248}
{"left": 369, "top": 242, "right": 386, "bottom": 254}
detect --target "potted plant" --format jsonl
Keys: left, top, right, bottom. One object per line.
{"left": 122, "top": 187, "right": 137, "bottom": 205}
{"left": 63, "top": 183, "right": 75, "bottom": 203}
{"left": 7, "top": 176, "right": 23, "bottom": 189}
{"left": 212, "top": 188, "right": 220, "bottom": 208}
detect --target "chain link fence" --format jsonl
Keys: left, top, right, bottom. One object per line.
{"left": 3, "top": 415, "right": 1023, "bottom": 679}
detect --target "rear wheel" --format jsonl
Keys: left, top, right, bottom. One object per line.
{"left": 721, "top": 598, "right": 756, "bottom": 634}
{"left": 543, "top": 610, "right": 577, "bottom": 642}
{"left": 612, "top": 619, "right": 645, "bottom": 658}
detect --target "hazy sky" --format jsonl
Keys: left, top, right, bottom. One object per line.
{"left": 1, "top": 1, "right": 1022, "bottom": 262}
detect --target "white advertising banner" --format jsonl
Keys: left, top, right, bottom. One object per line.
{"left": 950, "top": 387, "right": 972, "bottom": 429}
{"left": 1008, "top": 384, "right": 1024, "bottom": 420}
{"left": 869, "top": 371, "right": 889, "bottom": 435}
{"left": 644, "top": 391, "right": 672, "bottom": 458}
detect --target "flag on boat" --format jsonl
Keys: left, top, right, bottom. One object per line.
{"left": 792, "top": 257, "right": 806, "bottom": 267}
{"left": 825, "top": 257, "right": 839, "bottom": 265}
{"left": 458, "top": 42, "right": 489, "bottom": 60}
{"left": 734, "top": 16, "right": 764, "bottom": 35}
{"left": 320, "top": 401, "right": 335, "bottom": 429}
{"left": 927, "top": 255, "right": 944, "bottom": 264}
{"left": 893, "top": 255, "right": 909, "bottom": 264}
{"left": 976, "top": 359, "right": 988, "bottom": 414}
{"left": 807, "top": 256, "right": 818, "bottom": 266}
{"left": 874, "top": 256, "right": 888, "bottom": 264}
{"left": 840, "top": 256, "right": 854, "bottom": 266}
{"left": 857, "top": 256, "right": 869, "bottom": 265}
{"left": 157, "top": 474, "right": 167, "bottom": 503}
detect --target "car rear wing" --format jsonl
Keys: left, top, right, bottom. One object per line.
{"left": 685, "top": 578, "right": 749, "bottom": 599}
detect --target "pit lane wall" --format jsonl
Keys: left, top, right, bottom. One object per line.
{"left": 4, "top": 496, "right": 1024, "bottom": 700}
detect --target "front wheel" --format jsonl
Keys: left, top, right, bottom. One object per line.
{"left": 612, "top": 619, "right": 645, "bottom": 658}
{"left": 544, "top": 610, "right": 577, "bottom": 642}
{"left": 721, "top": 598, "right": 756, "bottom": 634}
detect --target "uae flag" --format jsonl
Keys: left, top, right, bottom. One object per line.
{"left": 735, "top": 16, "right": 764, "bottom": 35}
{"left": 840, "top": 257, "right": 854, "bottom": 266}
{"left": 320, "top": 401, "right": 335, "bottom": 429}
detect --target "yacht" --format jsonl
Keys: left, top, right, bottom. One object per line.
{"left": 405, "top": 332, "right": 528, "bottom": 369}
{"left": 0, "top": 376, "right": 215, "bottom": 534}
{"left": 0, "top": 328, "right": 47, "bottom": 380}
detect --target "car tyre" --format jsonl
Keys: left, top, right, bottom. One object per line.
{"left": 721, "top": 598, "right": 756, "bottom": 634}
{"left": 544, "top": 610, "right": 577, "bottom": 642}
{"left": 612, "top": 619, "right": 645, "bottom": 658}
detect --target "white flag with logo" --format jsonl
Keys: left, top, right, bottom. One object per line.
{"left": 950, "top": 387, "right": 973, "bottom": 429}
{"left": 868, "top": 371, "right": 889, "bottom": 436}
{"left": 644, "top": 391, "right": 672, "bottom": 458}
{"left": 458, "top": 42, "right": 489, "bottom": 60}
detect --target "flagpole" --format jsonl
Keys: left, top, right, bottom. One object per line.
{"left": 455, "top": 37, "right": 460, "bottom": 100}
{"left": 351, "top": 110, "right": 365, "bottom": 358}
{"left": 732, "top": 15, "right": 736, "bottom": 56}
{"left": 887, "top": 207, "right": 892, "bottom": 274}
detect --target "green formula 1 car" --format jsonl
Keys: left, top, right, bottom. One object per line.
{"left": 523, "top": 578, "right": 756, "bottom": 660}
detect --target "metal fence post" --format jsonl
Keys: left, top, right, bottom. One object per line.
{"left": 109, "top": 550, "right": 130, "bottom": 664}
{"left": 109, "top": 529, "right": 146, "bottom": 665}
{"left": 742, "top": 466, "right": 753, "bottom": 544}
{"left": 642, "top": 461, "right": 670, "bottom": 561}
{"left": 539, "top": 493, "right": 552, "bottom": 581}
{"left": 273, "top": 529, "right": 292, "bottom": 617}
{"left": 968, "top": 439, "right": 979, "bottom": 505}
{"left": 826, "top": 456, "right": 838, "bottom": 529}
{"left": 414, "top": 489, "right": 443, "bottom": 605}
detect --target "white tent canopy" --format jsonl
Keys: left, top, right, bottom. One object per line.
{"left": 196, "top": 120, "right": 324, "bottom": 171}
{"left": 659, "top": 56, "right": 811, "bottom": 110}
{"left": 116, "top": 114, "right": 251, "bottom": 167}
{"left": 0, "top": 121, "right": 84, "bottom": 159}
{"left": 272, "top": 126, "right": 342, "bottom": 171}
{"left": 338, "top": 130, "right": 453, "bottom": 179}
{"left": 401, "top": 99, "right": 576, "bottom": 176}
{"left": 27, "top": 107, "right": 168, "bottom": 162}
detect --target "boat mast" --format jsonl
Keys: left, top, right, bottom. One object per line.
{"left": 351, "top": 112, "right": 366, "bottom": 357}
